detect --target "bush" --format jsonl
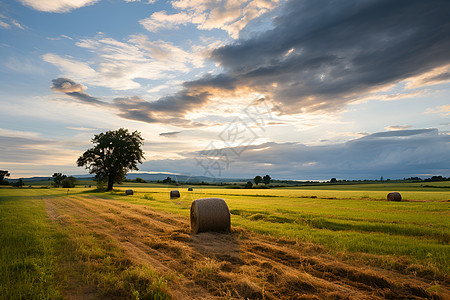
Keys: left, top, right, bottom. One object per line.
{"left": 61, "top": 176, "right": 77, "bottom": 188}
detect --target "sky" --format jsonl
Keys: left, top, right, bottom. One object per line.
{"left": 1, "top": 0, "right": 449, "bottom": 180}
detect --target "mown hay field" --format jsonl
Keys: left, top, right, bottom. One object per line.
{"left": 0, "top": 184, "right": 449, "bottom": 299}
{"left": 108, "top": 185, "right": 450, "bottom": 272}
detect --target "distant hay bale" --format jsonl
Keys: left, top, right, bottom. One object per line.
{"left": 190, "top": 198, "right": 231, "bottom": 234}
{"left": 170, "top": 190, "right": 180, "bottom": 198}
{"left": 188, "top": 187, "right": 193, "bottom": 191}
{"left": 387, "top": 192, "right": 401, "bottom": 201}
{"left": 125, "top": 189, "right": 133, "bottom": 195}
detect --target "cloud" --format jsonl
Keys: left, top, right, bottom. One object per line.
{"left": 0, "top": 20, "right": 10, "bottom": 29}
{"left": 193, "top": 0, "right": 450, "bottom": 113}
{"left": 43, "top": 34, "right": 205, "bottom": 91}
{"left": 160, "top": 131, "right": 182, "bottom": 137}
{"left": 47, "top": 0, "right": 450, "bottom": 127}
{"left": 140, "top": 0, "right": 279, "bottom": 38}
{"left": 113, "top": 90, "right": 211, "bottom": 126}
{"left": 0, "top": 134, "right": 82, "bottom": 168}
{"left": 129, "top": 0, "right": 450, "bottom": 124}
{"left": 10, "top": 20, "right": 25, "bottom": 30}
{"left": 141, "top": 128, "right": 450, "bottom": 179}
{"left": 385, "top": 125, "right": 412, "bottom": 131}
{"left": 51, "top": 77, "right": 105, "bottom": 105}
{"left": 50, "top": 78, "right": 209, "bottom": 126}
{"left": 18, "top": 0, "right": 99, "bottom": 13}
{"left": 405, "top": 64, "right": 450, "bottom": 89}
{"left": 426, "top": 104, "right": 450, "bottom": 117}
{"left": 0, "top": 14, "right": 26, "bottom": 30}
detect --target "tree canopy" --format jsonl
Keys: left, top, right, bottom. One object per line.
{"left": 253, "top": 175, "right": 262, "bottom": 185}
{"left": 77, "top": 128, "right": 144, "bottom": 191}
{"left": 0, "top": 170, "right": 10, "bottom": 185}
{"left": 52, "top": 173, "right": 67, "bottom": 187}
{"left": 263, "top": 175, "right": 271, "bottom": 185}
{"left": 62, "top": 176, "right": 77, "bottom": 188}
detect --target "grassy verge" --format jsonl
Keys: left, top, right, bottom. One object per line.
{"left": 0, "top": 189, "right": 66, "bottom": 299}
{"left": 0, "top": 188, "right": 172, "bottom": 299}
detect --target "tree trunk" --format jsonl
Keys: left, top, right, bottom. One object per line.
{"left": 107, "top": 174, "right": 114, "bottom": 191}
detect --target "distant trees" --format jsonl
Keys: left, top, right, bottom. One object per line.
{"left": 52, "top": 173, "right": 67, "bottom": 187}
{"left": 263, "top": 175, "right": 271, "bottom": 185}
{"left": 13, "top": 178, "right": 24, "bottom": 187}
{"left": 253, "top": 176, "right": 262, "bottom": 185}
{"left": 330, "top": 178, "right": 337, "bottom": 183}
{"left": 77, "top": 128, "right": 144, "bottom": 191}
{"left": 135, "top": 177, "right": 147, "bottom": 183}
{"left": 0, "top": 170, "right": 10, "bottom": 185}
{"left": 250, "top": 174, "right": 271, "bottom": 187}
{"left": 162, "top": 177, "right": 173, "bottom": 184}
{"left": 61, "top": 176, "right": 77, "bottom": 188}
{"left": 244, "top": 181, "right": 253, "bottom": 189}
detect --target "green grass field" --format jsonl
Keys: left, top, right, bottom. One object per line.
{"left": 104, "top": 184, "right": 449, "bottom": 273}
{"left": 1, "top": 182, "right": 449, "bottom": 298}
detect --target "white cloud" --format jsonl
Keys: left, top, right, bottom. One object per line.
{"left": 125, "top": 0, "right": 156, "bottom": 2}
{"left": 426, "top": 104, "right": 450, "bottom": 117}
{"left": 139, "top": 11, "right": 195, "bottom": 32}
{"left": 0, "top": 20, "right": 10, "bottom": 29}
{"left": 18, "top": 0, "right": 99, "bottom": 13}
{"left": 0, "top": 15, "right": 25, "bottom": 30}
{"left": 140, "top": 0, "right": 279, "bottom": 38}
{"left": 43, "top": 33, "right": 206, "bottom": 90}
{"left": 0, "top": 128, "right": 42, "bottom": 139}
{"left": 11, "top": 20, "right": 25, "bottom": 30}
{"left": 385, "top": 125, "right": 412, "bottom": 131}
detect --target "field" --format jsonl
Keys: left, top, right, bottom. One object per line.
{"left": 0, "top": 183, "right": 448, "bottom": 299}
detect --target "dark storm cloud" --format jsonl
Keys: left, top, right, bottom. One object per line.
{"left": 112, "top": 90, "right": 210, "bottom": 126}
{"left": 201, "top": 0, "right": 450, "bottom": 112}
{"left": 141, "top": 129, "right": 450, "bottom": 179}
{"left": 51, "top": 77, "right": 104, "bottom": 105}
{"left": 51, "top": 78, "right": 209, "bottom": 126}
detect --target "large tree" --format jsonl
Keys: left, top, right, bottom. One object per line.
{"left": 77, "top": 128, "right": 144, "bottom": 191}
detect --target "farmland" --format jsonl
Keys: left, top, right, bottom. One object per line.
{"left": 0, "top": 183, "right": 449, "bottom": 299}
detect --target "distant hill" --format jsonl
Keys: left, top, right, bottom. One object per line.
{"left": 124, "top": 172, "right": 248, "bottom": 183}
{"left": 5, "top": 173, "right": 249, "bottom": 184}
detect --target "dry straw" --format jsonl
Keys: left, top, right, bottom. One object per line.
{"left": 170, "top": 190, "right": 180, "bottom": 198}
{"left": 190, "top": 198, "right": 231, "bottom": 234}
{"left": 387, "top": 192, "right": 402, "bottom": 201}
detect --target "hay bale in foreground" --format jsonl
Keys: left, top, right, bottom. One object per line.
{"left": 188, "top": 187, "right": 193, "bottom": 191}
{"left": 125, "top": 189, "right": 133, "bottom": 195}
{"left": 190, "top": 198, "right": 231, "bottom": 234}
{"left": 170, "top": 190, "right": 180, "bottom": 198}
{"left": 387, "top": 192, "right": 401, "bottom": 201}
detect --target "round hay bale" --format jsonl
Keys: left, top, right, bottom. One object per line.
{"left": 125, "top": 189, "right": 133, "bottom": 196}
{"left": 170, "top": 190, "right": 180, "bottom": 198}
{"left": 188, "top": 187, "right": 193, "bottom": 191}
{"left": 190, "top": 198, "right": 231, "bottom": 234}
{"left": 387, "top": 192, "right": 401, "bottom": 201}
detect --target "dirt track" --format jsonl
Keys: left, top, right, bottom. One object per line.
{"left": 44, "top": 195, "right": 448, "bottom": 299}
